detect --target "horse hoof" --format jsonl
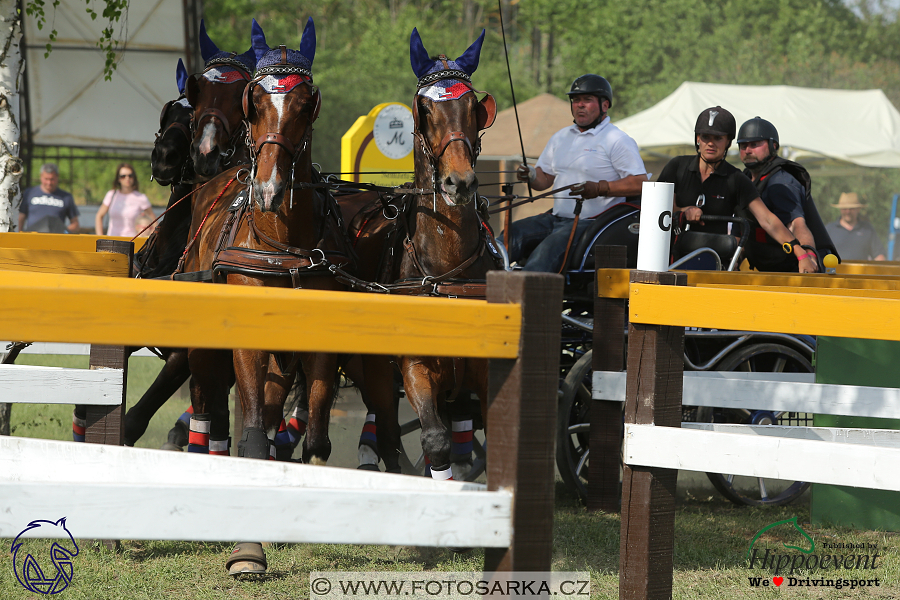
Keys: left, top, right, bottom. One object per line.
{"left": 226, "top": 542, "right": 267, "bottom": 575}
{"left": 159, "top": 442, "right": 183, "bottom": 452}
{"left": 357, "top": 463, "right": 380, "bottom": 472}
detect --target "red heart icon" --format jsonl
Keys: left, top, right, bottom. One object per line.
{"left": 773, "top": 577, "right": 784, "bottom": 586}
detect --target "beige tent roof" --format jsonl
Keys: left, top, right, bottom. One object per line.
{"left": 616, "top": 82, "right": 900, "bottom": 168}
{"left": 480, "top": 93, "right": 572, "bottom": 160}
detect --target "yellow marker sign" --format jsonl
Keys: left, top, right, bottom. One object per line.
{"left": 341, "top": 102, "right": 414, "bottom": 187}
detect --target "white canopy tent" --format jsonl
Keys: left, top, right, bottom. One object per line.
{"left": 616, "top": 82, "right": 900, "bottom": 169}
{"left": 23, "top": 0, "right": 195, "bottom": 152}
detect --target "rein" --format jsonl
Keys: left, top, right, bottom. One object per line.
{"left": 174, "top": 175, "right": 237, "bottom": 275}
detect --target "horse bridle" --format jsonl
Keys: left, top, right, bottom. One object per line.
{"left": 412, "top": 64, "right": 496, "bottom": 171}
{"left": 241, "top": 58, "right": 320, "bottom": 204}
{"left": 157, "top": 97, "right": 192, "bottom": 144}
{"left": 189, "top": 60, "right": 253, "bottom": 155}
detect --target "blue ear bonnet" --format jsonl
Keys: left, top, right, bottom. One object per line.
{"left": 198, "top": 19, "right": 256, "bottom": 72}
{"left": 252, "top": 17, "right": 315, "bottom": 76}
{"left": 175, "top": 58, "right": 188, "bottom": 94}
{"left": 410, "top": 28, "right": 485, "bottom": 86}
{"left": 255, "top": 49, "right": 312, "bottom": 74}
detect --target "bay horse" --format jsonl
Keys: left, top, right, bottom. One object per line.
{"left": 185, "top": 19, "right": 258, "bottom": 179}
{"left": 179, "top": 19, "right": 351, "bottom": 574}
{"left": 120, "top": 23, "right": 264, "bottom": 447}
{"left": 344, "top": 28, "right": 500, "bottom": 480}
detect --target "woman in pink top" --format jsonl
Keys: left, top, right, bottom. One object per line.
{"left": 95, "top": 163, "right": 155, "bottom": 236}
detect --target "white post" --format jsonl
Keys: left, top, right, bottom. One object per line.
{"left": 636, "top": 181, "right": 674, "bottom": 272}
{"left": 0, "top": 0, "right": 24, "bottom": 233}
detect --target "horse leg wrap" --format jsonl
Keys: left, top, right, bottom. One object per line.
{"left": 72, "top": 409, "right": 86, "bottom": 443}
{"left": 357, "top": 413, "right": 380, "bottom": 471}
{"left": 238, "top": 427, "right": 270, "bottom": 460}
{"left": 430, "top": 464, "right": 454, "bottom": 481}
{"left": 286, "top": 406, "right": 308, "bottom": 448}
{"left": 209, "top": 436, "right": 230, "bottom": 456}
{"left": 273, "top": 419, "right": 295, "bottom": 461}
{"left": 450, "top": 415, "right": 474, "bottom": 462}
{"left": 187, "top": 413, "right": 211, "bottom": 454}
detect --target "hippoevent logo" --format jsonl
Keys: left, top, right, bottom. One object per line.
{"left": 745, "top": 517, "right": 881, "bottom": 591}
{"left": 11, "top": 518, "right": 79, "bottom": 594}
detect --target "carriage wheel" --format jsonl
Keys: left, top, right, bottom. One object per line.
{"left": 555, "top": 350, "right": 602, "bottom": 504}
{"left": 695, "top": 342, "right": 813, "bottom": 507}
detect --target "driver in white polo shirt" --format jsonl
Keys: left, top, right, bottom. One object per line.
{"left": 504, "top": 74, "right": 647, "bottom": 272}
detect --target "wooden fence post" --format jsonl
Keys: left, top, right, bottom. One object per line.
{"left": 588, "top": 245, "right": 627, "bottom": 512}
{"left": 86, "top": 239, "right": 133, "bottom": 446}
{"left": 620, "top": 270, "right": 685, "bottom": 600}
{"left": 484, "top": 270, "right": 563, "bottom": 572}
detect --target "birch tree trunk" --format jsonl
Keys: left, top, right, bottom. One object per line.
{"left": 0, "top": 0, "right": 23, "bottom": 232}
{"left": 0, "top": 0, "right": 23, "bottom": 435}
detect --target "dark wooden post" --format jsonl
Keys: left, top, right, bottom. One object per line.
{"left": 86, "top": 239, "right": 133, "bottom": 446}
{"left": 588, "top": 245, "right": 627, "bottom": 512}
{"left": 484, "top": 270, "right": 563, "bottom": 572}
{"left": 620, "top": 270, "right": 685, "bottom": 600}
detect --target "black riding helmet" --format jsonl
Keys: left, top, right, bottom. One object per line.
{"left": 694, "top": 106, "right": 736, "bottom": 155}
{"left": 695, "top": 106, "right": 736, "bottom": 139}
{"left": 566, "top": 74, "right": 613, "bottom": 108}
{"left": 738, "top": 116, "right": 780, "bottom": 156}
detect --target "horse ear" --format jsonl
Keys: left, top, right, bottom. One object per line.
{"left": 476, "top": 93, "right": 496, "bottom": 130}
{"left": 410, "top": 28, "right": 432, "bottom": 79}
{"left": 251, "top": 18, "right": 269, "bottom": 63}
{"left": 455, "top": 29, "right": 485, "bottom": 75}
{"left": 299, "top": 17, "right": 316, "bottom": 66}
{"left": 198, "top": 19, "right": 219, "bottom": 64}
{"left": 175, "top": 58, "right": 188, "bottom": 95}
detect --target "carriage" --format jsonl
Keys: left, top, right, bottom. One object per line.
{"left": 389, "top": 199, "right": 817, "bottom": 507}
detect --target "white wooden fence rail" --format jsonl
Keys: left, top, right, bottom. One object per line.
{"left": 0, "top": 437, "right": 512, "bottom": 546}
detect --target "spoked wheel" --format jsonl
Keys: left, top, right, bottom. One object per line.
{"left": 695, "top": 342, "right": 813, "bottom": 506}
{"left": 556, "top": 350, "right": 600, "bottom": 503}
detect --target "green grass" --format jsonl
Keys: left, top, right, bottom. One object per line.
{"left": 3, "top": 356, "right": 900, "bottom": 598}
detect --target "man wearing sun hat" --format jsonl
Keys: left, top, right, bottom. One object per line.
{"left": 824, "top": 192, "right": 886, "bottom": 260}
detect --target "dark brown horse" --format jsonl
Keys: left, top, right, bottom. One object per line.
{"left": 179, "top": 20, "right": 352, "bottom": 574}
{"left": 185, "top": 20, "right": 258, "bottom": 179}
{"left": 343, "top": 28, "right": 500, "bottom": 480}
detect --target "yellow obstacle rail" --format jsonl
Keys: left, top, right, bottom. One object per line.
{"left": 0, "top": 247, "right": 130, "bottom": 276}
{"left": 0, "top": 232, "right": 147, "bottom": 252}
{"left": 628, "top": 282, "right": 900, "bottom": 341}
{"left": 597, "top": 267, "right": 900, "bottom": 298}
{"left": 0, "top": 269, "right": 521, "bottom": 358}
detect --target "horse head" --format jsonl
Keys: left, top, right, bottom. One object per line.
{"left": 409, "top": 28, "right": 495, "bottom": 206}
{"left": 151, "top": 59, "right": 194, "bottom": 185}
{"left": 185, "top": 19, "right": 258, "bottom": 179}
{"left": 244, "top": 18, "right": 319, "bottom": 212}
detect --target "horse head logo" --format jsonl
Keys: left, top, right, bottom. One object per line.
{"left": 11, "top": 517, "right": 79, "bottom": 595}
{"left": 746, "top": 516, "right": 815, "bottom": 561}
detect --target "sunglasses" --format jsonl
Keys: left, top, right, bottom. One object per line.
{"left": 118, "top": 173, "right": 135, "bottom": 179}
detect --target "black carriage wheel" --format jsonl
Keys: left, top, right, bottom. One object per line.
{"left": 556, "top": 350, "right": 603, "bottom": 503}
{"left": 697, "top": 342, "right": 813, "bottom": 507}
